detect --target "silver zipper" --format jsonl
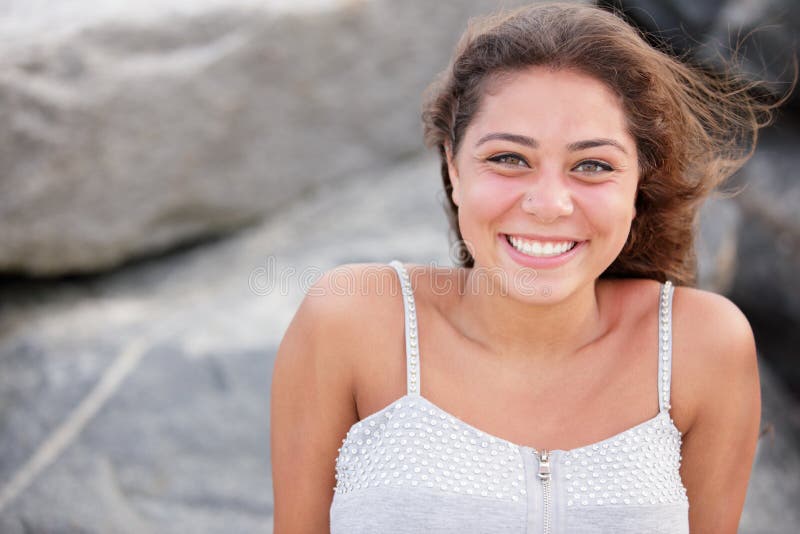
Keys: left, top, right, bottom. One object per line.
{"left": 536, "top": 449, "right": 552, "bottom": 534}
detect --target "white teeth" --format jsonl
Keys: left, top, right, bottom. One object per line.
{"left": 507, "top": 235, "right": 576, "bottom": 258}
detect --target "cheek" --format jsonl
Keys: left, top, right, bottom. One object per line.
{"left": 580, "top": 186, "right": 635, "bottom": 235}
{"left": 460, "top": 177, "right": 519, "bottom": 222}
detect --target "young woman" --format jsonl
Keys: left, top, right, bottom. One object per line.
{"left": 271, "top": 3, "right": 781, "bottom": 532}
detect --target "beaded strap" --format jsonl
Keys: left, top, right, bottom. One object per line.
{"left": 657, "top": 280, "right": 675, "bottom": 412}
{"left": 389, "top": 260, "right": 420, "bottom": 396}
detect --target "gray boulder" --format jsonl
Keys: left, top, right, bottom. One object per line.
{"left": 606, "top": 0, "right": 799, "bottom": 111}
{"left": 0, "top": 0, "right": 531, "bottom": 276}
{"left": 696, "top": 196, "right": 742, "bottom": 294}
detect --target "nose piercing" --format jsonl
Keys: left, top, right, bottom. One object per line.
{"left": 523, "top": 194, "right": 535, "bottom": 210}
{"left": 522, "top": 193, "right": 572, "bottom": 217}
{"left": 522, "top": 193, "right": 533, "bottom": 212}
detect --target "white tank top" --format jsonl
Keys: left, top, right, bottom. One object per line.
{"left": 329, "top": 260, "right": 689, "bottom": 533}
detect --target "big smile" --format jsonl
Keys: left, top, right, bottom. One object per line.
{"left": 503, "top": 234, "right": 579, "bottom": 258}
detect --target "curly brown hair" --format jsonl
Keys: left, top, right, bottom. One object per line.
{"left": 422, "top": 2, "right": 786, "bottom": 286}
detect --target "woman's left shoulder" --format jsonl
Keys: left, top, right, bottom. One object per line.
{"left": 611, "top": 277, "right": 759, "bottom": 428}
{"left": 670, "top": 284, "right": 757, "bottom": 366}
{"left": 616, "top": 277, "right": 756, "bottom": 359}
{"left": 669, "top": 283, "right": 760, "bottom": 431}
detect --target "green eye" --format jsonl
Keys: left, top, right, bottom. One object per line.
{"left": 488, "top": 153, "right": 529, "bottom": 167}
{"left": 574, "top": 160, "right": 613, "bottom": 173}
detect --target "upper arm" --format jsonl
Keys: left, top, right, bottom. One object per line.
{"left": 270, "top": 266, "right": 366, "bottom": 533}
{"left": 676, "top": 289, "right": 761, "bottom": 534}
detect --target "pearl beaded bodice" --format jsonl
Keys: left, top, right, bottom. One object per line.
{"left": 329, "top": 261, "right": 689, "bottom": 534}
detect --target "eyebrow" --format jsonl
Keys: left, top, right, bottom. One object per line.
{"left": 475, "top": 132, "right": 629, "bottom": 155}
{"left": 476, "top": 132, "right": 538, "bottom": 148}
{"left": 567, "top": 138, "right": 629, "bottom": 155}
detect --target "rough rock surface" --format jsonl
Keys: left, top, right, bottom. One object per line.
{"left": 696, "top": 196, "right": 741, "bottom": 294}
{"left": 0, "top": 0, "right": 531, "bottom": 276}
{"left": 606, "top": 0, "right": 799, "bottom": 110}
{"left": 0, "top": 155, "right": 447, "bottom": 533}
{"left": 730, "top": 127, "right": 800, "bottom": 321}
{"left": 729, "top": 126, "right": 800, "bottom": 398}
{"left": 0, "top": 154, "right": 797, "bottom": 533}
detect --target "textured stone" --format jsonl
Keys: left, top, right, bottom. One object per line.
{"left": 0, "top": 0, "right": 530, "bottom": 276}
{"left": 730, "top": 129, "right": 800, "bottom": 323}
{"left": 696, "top": 196, "right": 741, "bottom": 294}
{"left": 605, "top": 0, "right": 799, "bottom": 113}
{"left": 0, "top": 154, "right": 447, "bottom": 533}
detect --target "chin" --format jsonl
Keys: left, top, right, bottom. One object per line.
{"left": 509, "top": 277, "right": 561, "bottom": 302}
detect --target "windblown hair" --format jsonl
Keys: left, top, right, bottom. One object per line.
{"left": 422, "top": 2, "right": 785, "bottom": 286}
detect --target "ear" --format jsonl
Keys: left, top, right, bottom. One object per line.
{"left": 445, "top": 141, "right": 461, "bottom": 207}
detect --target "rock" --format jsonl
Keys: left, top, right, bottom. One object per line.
{"left": 740, "top": 360, "right": 800, "bottom": 533}
{"left": 0, "top": 0, "right": 531, "bottom": 276}
{"left": 603, "top": 0, "right": 799, "bottom": 113}
{"left": 0, "top": 153, "right": 448, "bottom": 532}
{"left": 597, "top": 0, "right": 728, "bottom": 53}
{"left": 705, "top": 0, "right": 800, "bottom": 95}
{"left": 726, "top": 126, "right": 800, "bottom": 398}
{"left": 696, "top": 196, "right": 742, "bottom": 294}
{"left": 731, "top": 132, "right": 800, "bottom": 323}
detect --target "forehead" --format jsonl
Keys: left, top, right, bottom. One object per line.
{"left": 468, "top": 67, "right": 633, "bottom": 147}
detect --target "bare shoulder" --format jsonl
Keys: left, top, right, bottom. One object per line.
{"left": 611, "top": 277, "right": 757, "bottom": 373}
{"left": 606, "top": 278, "right": 758, "bottom": 431}
{"left": 300, "top": 261, "right": 408, "bottom": 349}
{"left": 670, "top": 284, "right": 759, "bottom": 428}
{"left": 304, "top": 262, "right": 405, "bottom": 313}
{"left": 668, "top": 285, "right": 761, "bottom": 531}
{"left": 671, "top": 284, "right": 757, "bottom": 371}
{"left": 270, "top": 262, "right": 409, "bottom": 531}
{"left": 274, "top": 262, "right": 404, "bottom": 396}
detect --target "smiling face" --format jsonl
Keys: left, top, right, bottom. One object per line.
{"left": 446, "top": 66, "right": 639, "bottom": 302}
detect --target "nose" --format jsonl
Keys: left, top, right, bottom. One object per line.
{"left": 520, "top": 171, "right": 574, "bottom": 222}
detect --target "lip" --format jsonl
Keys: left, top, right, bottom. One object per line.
{"left": 499, "top": 232, "right": 586, "bottom": 268}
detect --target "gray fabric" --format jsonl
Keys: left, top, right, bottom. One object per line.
{"left": 332, "top": 490, "right": 687, "bottom": 533}
{"left": 331, "top": 487, "right": 526, "bottom": 533}
{"left": 329, "top": 262, "right": 689, "bottom": 533}
{"left": 563, "top": 503, "right": 689, "bottom": 534}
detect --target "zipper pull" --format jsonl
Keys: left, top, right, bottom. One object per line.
{"left": 537, "top": 449, "right": 551, "bottom": 481}
{"left": 537, "top": 449, "right": 554, "bottom": 534}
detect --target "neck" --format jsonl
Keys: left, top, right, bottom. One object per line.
{"left": 455, "top": 270, "right": 607, "bottom": 364}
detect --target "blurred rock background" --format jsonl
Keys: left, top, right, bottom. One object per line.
{"left": 0, "top": 0, "right": 797, "bottom": 532}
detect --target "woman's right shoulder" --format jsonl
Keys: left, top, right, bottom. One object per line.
{"left": 285, "top": 262, "right": 407, "bottom": 361}
{"left": 301, "top": 260, "right": 458, "bottom": 318}
{"left": 300, "top": 261, "right": 405, "bottom": 321}
{"left": 273, "top": 261, "right": 407, "bottom": 409}
{"left": 282, "top": 261, "right": 458, "bottom": 374}
{"left": 270, "top": 262, "right": 406, "bottom": 530}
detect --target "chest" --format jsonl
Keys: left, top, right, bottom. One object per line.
{"left": 356, "top": 309, "right": 661, "bottom": 451}
{"left": 331, "top": 394, "right": 689, "bottom": 534}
